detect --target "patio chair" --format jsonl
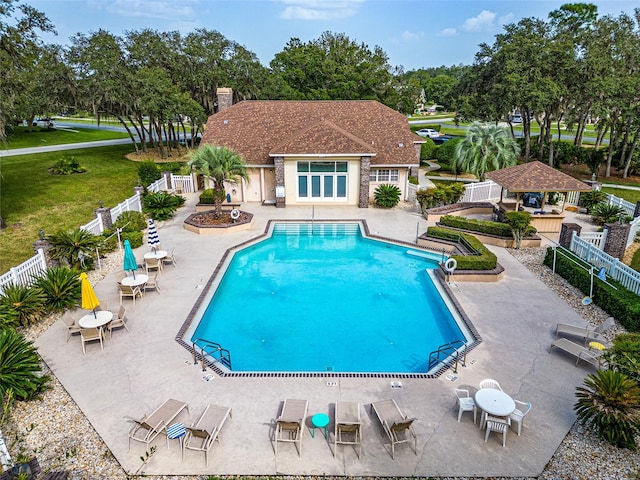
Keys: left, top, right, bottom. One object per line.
{"left": 484, "top": 415, "right": 509, "bottom": 446}
{"left": 119, "top": 283, "right": 143, "bottom": 306}
{"left": 182, "top": 404, "right": 232, "bottom": 466}
{"left": 509, "top": 400, "right": 532, "bottom": 436}
{"left": 274, "top": 399, "right": 308, "bottom": 457}
{"left": 144, "top": 272, "right": 160, "bottom": 294}
{"left": 370, "top": 399, "right": 417, "bottom": 459}
{"left": 107, "top": 305, "right": 129, "bottom": 338}
{"left": 61, "top": 311, "right": 81, "bottom": 342}
{"left": 80, "top": 327, "right": 104, "bottom": 354}
{"left": 454, "top": 388, "right": 477, "bottom": 424}
{"left": 128, "top": 398, "right": 189, "bottom": 450}
{"left": 334, "top": 401, "right": 362, "bottom": 458}
{"left": 163, "top": 247, "right": 177, "bottom": 268}
{"left": 549, "top": 337, "right": 604, "bottom": 368}
{"left": 555, "top": 317, "right": 615, "bottom": 345}
{"left": 145, "top": 257, "right": 162, "bottom": 275}
{"left": 479, "top": 379, "right": 503, "bottom": 391}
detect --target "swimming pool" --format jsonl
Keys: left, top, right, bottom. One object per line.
{"left": 187, "top": 222, "right": 474, "bottom": 375}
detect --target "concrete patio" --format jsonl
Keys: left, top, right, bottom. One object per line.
{"left": 34, "top": 193, "right": 599, "bottom": 477}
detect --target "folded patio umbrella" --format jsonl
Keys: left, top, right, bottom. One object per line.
{"left": 147, "top": 219, "right": 160, "bottom": 251}
{"left": 123, "top": 239, "right": 138, "bottom": 279}
{"left": 79, "top": 272, "right": 100, "bottom": 318}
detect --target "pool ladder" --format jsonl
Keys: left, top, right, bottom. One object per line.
{"left": 427, "top": 340, "right": 467, "bottom": 374}
{"left": 192, "top": 338, "right": 232, "bottom": 371}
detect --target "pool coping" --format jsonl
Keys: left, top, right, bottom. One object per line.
{"left": 175, "top": 218, "right": 482, "bottom": 379}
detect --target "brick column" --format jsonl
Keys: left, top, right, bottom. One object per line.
{"left": 162, "top": 171, "right": 173, "bottom": 190}
{"left": 94, "top": 207, "right": 113, "bottom": 231}
{"left": 633, "top": 200, "right": 640, "bottom": 218}
{"left": 359, "top": 156, "right": 371, "bottom": 208}
{"left": 559, "top": 223, "right": 582, "bottom": 249}
{"left": 603, "top": 222, "right": 631, "bottom": 260}
{"left": 33, "top": 239, "right": 57, "bottom": 268}
{"left": 274, "top": 156, "right": 285, "bottom": 208}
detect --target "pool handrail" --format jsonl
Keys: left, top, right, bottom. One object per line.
{"left": 428, "top": 340, "right": 467, "bottom": 374}
{"left": 192, "top": 338, "right": 232, "bottom": 371}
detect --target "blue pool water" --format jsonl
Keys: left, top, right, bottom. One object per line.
{"left": 191, "top": 223, "right": 468, "bottom": 373}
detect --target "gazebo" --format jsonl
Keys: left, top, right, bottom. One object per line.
{"left": 485, "top": 161, "right": 592, "bottom": 212}
{"left": 485, "top": 161, "right": 593, "bottom": 236}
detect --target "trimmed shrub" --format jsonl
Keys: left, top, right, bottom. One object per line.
{"left": 420, "top": 138, "right": 437, "bottom": 162}
{"left": 543, "top": 248, "right": 640, "bottom": 331}
{"left": 199, "top": 188, "right": 221, "bottom": 205}
{"left": 374, "top": 184, "right": 401, "bottom": 208}
{"left": 137, "top": 161, "right": 162, "bottom": 187}
{"left": 416, "top": 183, "right": 465, "bottom": 211}
{"left": 48, "top": 156, "right": 86, "bottom": 175}
{"left": 435, "top": 137, "right": 463, "bottom": 164}
{"left": 439, "top": 214, "right": 513, "bottom": 237}
{"left": 142, "top": 191, "right": 185, "bottom": 221}
{"left": 113, "top": 210, "right": 147, "bottom": 232}
{"left": 426, "top": 226, "right": 498, "bottom": 270}
{"left": 605, "top": 333, "right": 640, "bottom": 386}
{"left": 579, "top": 190, "right": 607, "bottom": 213}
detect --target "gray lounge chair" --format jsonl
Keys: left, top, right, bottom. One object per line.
{"left": 182, "top": 404, "right": 232, "bottom": 466}
{"left": 555, "top": 317, "right": 615, "bottom": 345}
{"left": 370, "top": 399, "right": 417, "bottom": 459}
{"left": 334, "top": 401, "right": 362, "bottom": 458}
{"left": 274, "top": 399, "right": 308, "bottom": 457}
{"left": 128, "top": 399, "right": 189, "bottom": 450}
{"left": 549, "top": 338, "right": 604, "bottom": 368}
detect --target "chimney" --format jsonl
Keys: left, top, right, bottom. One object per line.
{"left": 216, "top": 88, "right": 233, "bottom": 112}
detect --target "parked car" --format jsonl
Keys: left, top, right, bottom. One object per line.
{"left": 416, "top": 128, "right": 440, "bottom": 138}
{"left": 432, "top": 135, "right": 453, "bottom": 145}
{"left": 32, "top": 117, "right": 56, "bottom": 128}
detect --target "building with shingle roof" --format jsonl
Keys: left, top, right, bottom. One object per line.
{"left": 201, "top": 88, "right": 424, "bottom": 207}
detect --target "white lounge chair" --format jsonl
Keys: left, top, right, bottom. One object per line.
{"left": 274, "top": 399, "right": 308, "bottom": 457}
{"left": 334, "top": 401, "right": 362, "bottom": 458}
{"left": 555, "top": 317, "right": 615, "bottom": 345}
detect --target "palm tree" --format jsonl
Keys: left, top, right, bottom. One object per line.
{"left": 46, "top": 228, "right": 99, "bottom": 270}
{"left": 188, "top": 145, "right": 249, "bottom": 218}
{"left": 0, "top": 328, "right": 50, "bottom": 401}
{"left": 455, "top": 122, "right": 520, "bottom": 181}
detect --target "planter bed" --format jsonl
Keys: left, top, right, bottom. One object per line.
{"left": 434, "top": 223, "right": 541, "bottom": 248}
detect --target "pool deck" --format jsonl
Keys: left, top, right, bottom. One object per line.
{"left": 35, "top": 194, "right": 599, "bottom": 477}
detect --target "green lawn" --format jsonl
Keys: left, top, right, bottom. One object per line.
{"left": 0, "top": 144, "right": 140, "bottom": 273}
{"left": 5, "top": 125, "right": 130, "bottom": 149}
{"left": 602, "top": 187, "right": 640, "bottom": 205}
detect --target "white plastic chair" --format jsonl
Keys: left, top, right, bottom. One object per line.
{"left": 479, "top": 378, "right": 503, "bottom": 391}
{"left": 484, "top": 415, "right": 509, "bottom": 447}
{"left": 509, "top": 400, "right": 532, "bottom": 435}
{"left": 454, "top": 388, "right": 477, "bottom": 423}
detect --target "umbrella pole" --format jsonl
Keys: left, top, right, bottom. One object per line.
{"left": 93, "top": 308, "right": 97, "bottom": 319}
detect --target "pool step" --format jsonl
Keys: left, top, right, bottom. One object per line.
{"left": 273, "top": 223, "right": 360, "bottom": 236}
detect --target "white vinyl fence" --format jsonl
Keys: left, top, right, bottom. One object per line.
{"left": 570, "top": 233, "right": 640, "bottom": 296}
{"left": 0, "top": 173, "right": 196, "bottom": 295}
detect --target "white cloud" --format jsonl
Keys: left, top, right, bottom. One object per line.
{"left": 461, "top": 10, "right": 497, "bottom": 32}
{"left": 499, "top": 13, "right": 514, "bottom": 25}
{"left": 278, "top": 0, "right": 363, "bottom": 21}
{"left": 104, "top": 0, "right": 196, "bottom": 20}
{"left": 401, "top": 30, "right": 424, "bottom": 42}
{"left": 439, "top": 27, "right": 457, "bottom": 37}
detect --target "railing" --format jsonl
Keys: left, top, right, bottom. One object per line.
{"left": 0, "top": 249, "right": 47, "bottom": 295}
{"left": 605, "top": 193, "right": 635, "bottom": 217}
{"left": 579, "top": 230, "right": 607, "bottom": 250}
{"left": 628, "top": 216, "right": 640, "bottom": 249}
{"left": 570, "top": 233, "right": 640, "bottom": 295}
{"left": 171, "top": 175, "right": 195, "bottom": 193}
{"left": 460, "top": 180, "right": 503, "bottom": 203}
{"left": 428, "top": 340, "right": 467, "bottom": 374}
{"left": 192, "top": 338, "right": 232, "bottom": 371}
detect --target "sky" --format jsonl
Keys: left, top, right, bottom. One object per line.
{"left": 27, "top": 0, "right": 639, "bottom": 71}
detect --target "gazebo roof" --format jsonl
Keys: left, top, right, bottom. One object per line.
{"left": 485, "top": 161, "right": 592, "bottom": 193}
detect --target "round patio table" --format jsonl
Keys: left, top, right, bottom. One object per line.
{"left": 78, "top": 310, "right": 113, "bottom": 329}
{"left": 121, "top": 274, "right": 148, "bottom": 288}
{"left": 311, "top": 413, "right": 330, "bottom": 439}
{"left": 475, "top": 389, "right": 515, "bottom": 429}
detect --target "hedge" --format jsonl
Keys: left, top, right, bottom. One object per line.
{"left": 543, "top": 247, "right": 640, "bottom": 332}
{"left": 438, "top": 214, "right": 537, "bottom": 238}
{"left": 426, "top": 226, "right": 498, "bottom": 270}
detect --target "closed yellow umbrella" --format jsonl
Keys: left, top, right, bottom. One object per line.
{"left": 80, "top": 272, "right": 100, "bottom": 318}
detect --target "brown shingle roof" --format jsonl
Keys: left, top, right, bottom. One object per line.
{"left": 485, "top": 161, "right": 592, "bottom": 192}
{"left": 201, "top": 100, "right": 420, "bottom": 166}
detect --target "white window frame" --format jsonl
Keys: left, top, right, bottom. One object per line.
{"left": 370, "top": 169, "right": 399, "bottom": 182}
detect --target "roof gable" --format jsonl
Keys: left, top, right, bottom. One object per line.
{"left": 270, "top": 119, "right": 376, "bottom": 156}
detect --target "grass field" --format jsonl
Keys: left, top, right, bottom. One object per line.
{"left": 5, "top": 125, "right": 129, "bottom": 149}
{"left": 0, "top": 144, "right": 140, "bottom": 273}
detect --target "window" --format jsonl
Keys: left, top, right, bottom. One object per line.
{"left": 370, "top": 169, "right": 399, "bottom": 182}
{"left": 297, "top": 161, "right": 348, "bottom": 201}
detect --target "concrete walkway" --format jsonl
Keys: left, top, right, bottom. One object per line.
{"left": 34, "top": 197, "right": 597, "bottom": 477}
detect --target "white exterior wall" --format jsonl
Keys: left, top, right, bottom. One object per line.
{"left": 368, "top": 167, "right": 410, "bottom": 200}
